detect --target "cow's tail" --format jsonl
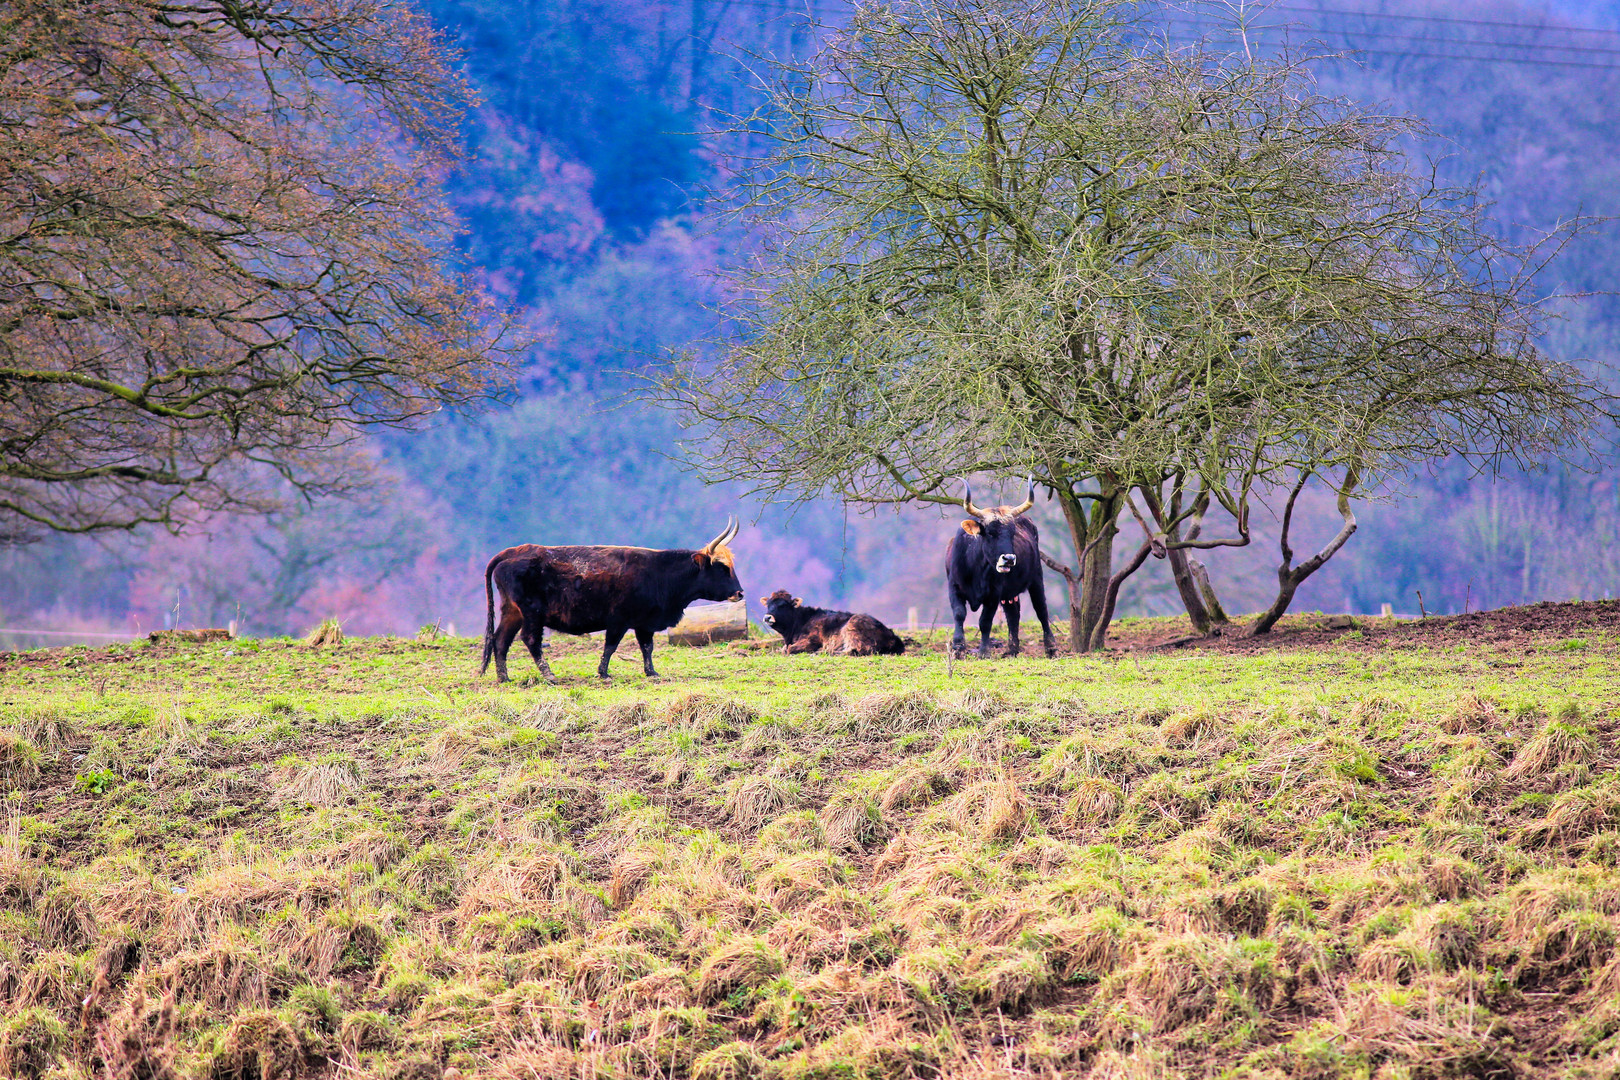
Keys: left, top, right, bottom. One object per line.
{"left": 480, "top": 554, "right": 500, "bottom": 675}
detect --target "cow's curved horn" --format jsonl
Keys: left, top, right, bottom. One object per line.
{"left": 1007, "top": 477, "right": 1035, "bottom": 517}
{"left": 701, "top": 517, "right": 737, "bottom": 555}
{"left": 962, "top": 480, "right": 984, "bottom": 520}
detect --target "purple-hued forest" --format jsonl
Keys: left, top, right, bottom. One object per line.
{"left": 3, "top": 0, "right": 1617, "bottom": 645}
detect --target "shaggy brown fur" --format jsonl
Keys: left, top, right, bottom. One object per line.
{"left": 762, "top": 590, "right": 905, "bottom": 656}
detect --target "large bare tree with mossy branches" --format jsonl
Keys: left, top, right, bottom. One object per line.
{"left": 659, "top": 0, "right": 1609, "bottom": 650}
{"left": 0, "top": 0, "right": 520, "bottom": 543}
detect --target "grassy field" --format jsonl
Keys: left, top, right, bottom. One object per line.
{"left": 1, "top": 604, "right": 1618, "bottom": 1079}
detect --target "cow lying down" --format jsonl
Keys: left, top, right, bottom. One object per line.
{"left": 763, "top": 590, "right": 905, "bottom": 655}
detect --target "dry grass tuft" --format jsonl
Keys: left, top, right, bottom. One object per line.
{"left": 1442, "top": 692, "right": 1500, "bottom": 734}
{"left": 879, "top": 766, "right": 953, "bottom": 812}
{"left": 1030, "top": 908, "right": 1137, "bottom": 980}
{"left": 12, "top": 706, "right": 75, "bottom": 751}
{"left": 571, "top": 943, "right": 663, "bottom": 998}
{"left": 753, "top": 812, "right": 826, "bottom": 862}
{"left": 1067, "top": 777, "right": 1124, "bottom": 825}
{"left": 210, "top": 1010, "right": 303, "bottom": 1080}
{"left": 944, "top": 778, "right": 1035, "bottom": 841}
{"left": 939, "top": 687, "right": 1008, "bottom": 722}
{"left": 0, "top": 1006, "right": 68, "bottom": 1080}
{"left": 850, "top": 691, "right": 938, "bottom": 736}
{"left": 1114, "top": 933, "right": 1243, "bottom": 1034}
{"left": 1519, "top": 908, "right": 1616, "bottom": 981}
{"left": 1506, "top": 714, "right": 1596, "bottom": 781}
{"left": 603, "top": 700, "right": 651, "bottom": 729}
{"left": 275, "top": 759, "right": 361, "bottom": 807}
{"left": 819, "top": 791, "right": 887, "bottom": 852}
{"left": 1523, "top": 782, "right": 1620, "bottom": 849}
{"left": 94, "top": 989, "right": 179, "bottom": 1080}
{"left": 724, "top": 775, "right": 800, "bottom": 831}
{"left": 665, "top": 694, "right": 755, "bottom": 737}
{"left": 1160, "top": 708, "right": 1218, "bottom": 745}
{"left": 691, "top": 1039, "right": 769, "bottom": 1080}
{"left": 0, "top": 732, "right": 42, "bottom": 787}
{"left": 302, "top": 617, "right": 344, "bottom": 647}
{"left": 757, "top": 853, "right": 848, "bottom": 912}
{"left": 136, "top": 937, "right": 290, "bottom": 1011}
{"left": 520, "top": 699, "right": 575, "bottom": 732}
{"left": 738, "top": 718, "right": 795, "bottom": 756}
{"left": 607, "top": 847, "right": 666, "bottom": 909}
{"left": 696, "top": 938, "right": 785, "bottom": 1005}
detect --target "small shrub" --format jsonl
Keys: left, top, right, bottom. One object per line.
{"left": 74, "top": 768, "right": 118, "bottom": 796}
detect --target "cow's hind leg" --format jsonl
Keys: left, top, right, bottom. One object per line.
{"left": 977, "top": 603, "right": 997, "bottom": 658}
{"left": 598, "top": 627, "right": 627, "bottom": 680}
{"left": 518, "top": 613, "right": 553, "bottom": 681}
{"left": 1002, "top": 597, "right": 1022, "bottom": 657}
{"left": 1027, "top": 580, "right": 1057, "bottom": 657}
{"left": 635, "top": 627, "right": 660, "bottom": 677}
{"left": 492, "top": 604, "right": 523, "bottom": 683}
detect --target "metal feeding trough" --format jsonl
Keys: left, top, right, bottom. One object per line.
{"left": 665, "top": 600, "right": 748, "bottom": 646}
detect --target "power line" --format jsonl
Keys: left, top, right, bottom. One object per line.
{"left": 1202, "top": 21, "right": 1620, "bottom": 56}
{"left": 1156, "top": 21, "right": 1620, "bottom": 69}
{"left": 731, "top": 0, "right": 1620, "bottom": 40}
{"left": 726, "top": 0, "right": 1620, "bottom": 71}
{"left": 1265, "top": 4, "right": 1620, "bottom": 38}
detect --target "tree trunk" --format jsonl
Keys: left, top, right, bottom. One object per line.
{"left": 1189, "top": 559, "right": 1230, "bottom": 625}
{"left": 1052, "top": 485, "right": 1092, "bottom": 654}
{"left": 1047, "top": 486, "right": 1125, "bottom": 652}
{"left": 1091, "top": 538, "right": 1154, "bottom": 651}
{"left": 1165, "top": 545, "right": 1213, "bottom": 635}
{"left": 1250, "top": 467, "right": 1360, "bottom": 635}
{"left": 1076, "top": 493, "right": 1120, "bottom": 649}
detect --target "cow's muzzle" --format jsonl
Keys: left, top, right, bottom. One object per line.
{"left": 996, "top": 554, "right": 1017, "bottom": 573}
{"left": 729, "top": 591, "right": 744, "bottom": 602}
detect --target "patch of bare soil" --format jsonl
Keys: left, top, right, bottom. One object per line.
{"left": 1101, "top": 598, "right": 1620, "bottom": 655}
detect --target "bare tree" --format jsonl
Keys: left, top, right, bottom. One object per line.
{"left": 658, "top": 0, "right": 1608, "bottom": 649}
{"left": 0, "top": 0, "right": 518, "bottom": 541}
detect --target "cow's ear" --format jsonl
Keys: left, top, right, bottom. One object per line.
{"left": 693, "top": 552, "right": 711, "bottom": 568}
{"left": 793, "top": 597, "right": 802, "bottom": 607}
{"left": 960, "top": 519, "right": 982, "bottom": 536}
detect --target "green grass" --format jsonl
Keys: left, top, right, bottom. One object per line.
{"left": 0, "top": 617, "right": 1618, "bottom": 1079}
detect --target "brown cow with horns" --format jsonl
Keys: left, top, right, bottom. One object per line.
{"left": 481, "top": 519, "right": 744, "bottom": 681}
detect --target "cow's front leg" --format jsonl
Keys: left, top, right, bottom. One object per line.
{"left": 949, "top": 588, "right": 970, "bottom": 658}
{"left": 1002, "top": 597, "right": 1022, "bottom": 657}
{"left": 635, "top": 627, "right": 659, "bottom": 677}
{"left": 598, "top": 627, "right": 627, "bottom": 680}
{"left": 519, "top": 618, "right": 553, "bottom": 681}
{"left": 977, "top": 603, "right": 997, "bottom": 658}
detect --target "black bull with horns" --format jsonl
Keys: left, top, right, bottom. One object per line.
{"left": 481, "top": 519, "right": 744, "bottom": 681}
{"left": 944, "top": 481, "right": 1056, "bottom": 658}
